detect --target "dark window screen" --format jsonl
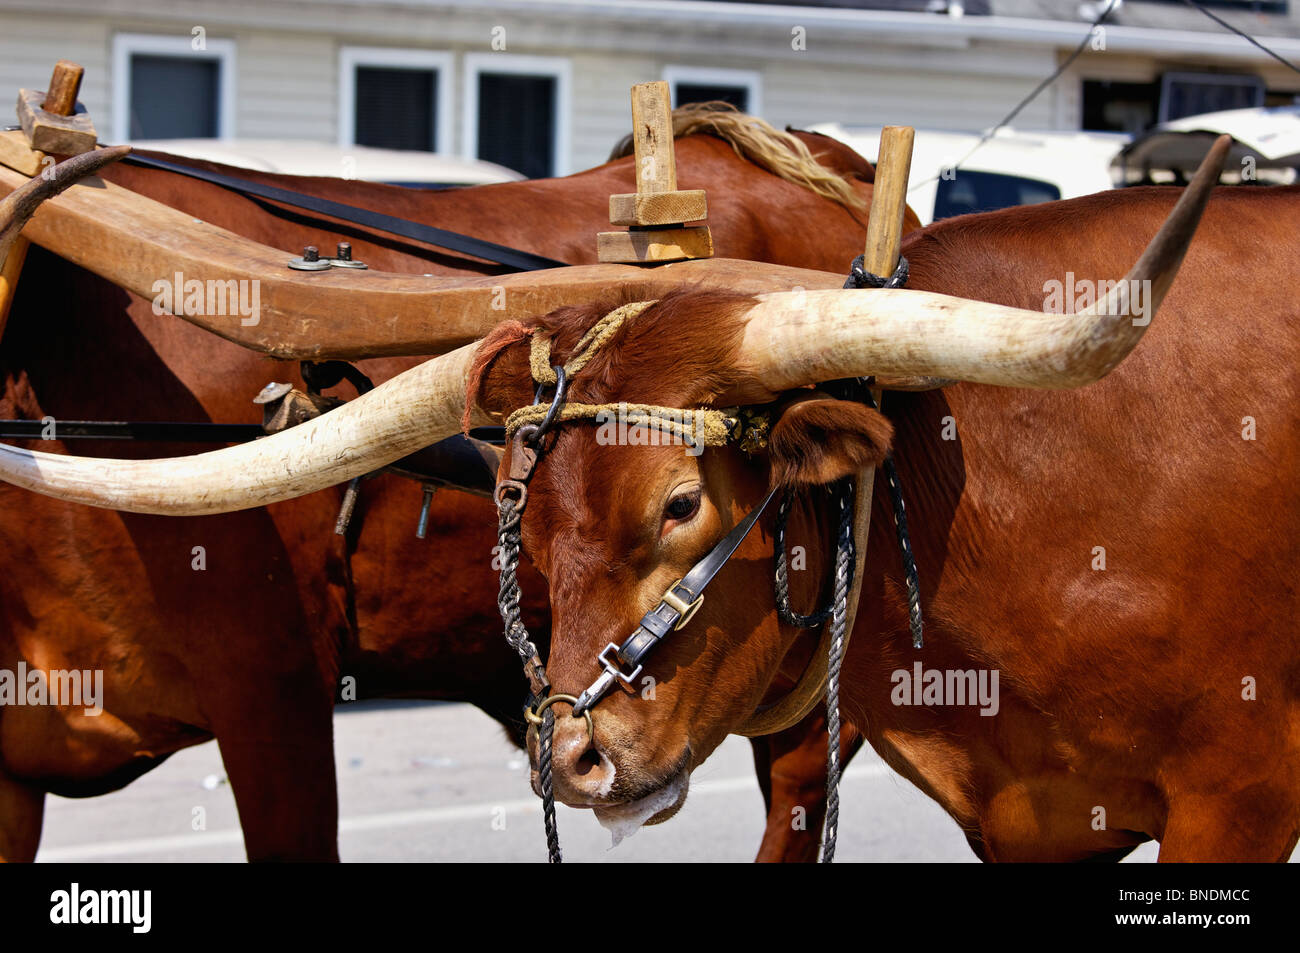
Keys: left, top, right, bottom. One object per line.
{"left": 1082, "top": 80, "right": 1159, "bottom": 134}
{"left": 1161, "top": 76, "right": 1264, "bottom": 122}
{"left": 354, "top": 66, "right": 437, "bottom": 151}
{"left": 128, "top": 54, "right": 219, "bottom": 139}
{"left": 476, "top": 73, "right": 556, "bottom": 178}
{"left": 674, "top": 83, "right": 748, "bottom": 111}
{"left": 933, "top": 171, "right": 1060, "bottom": 220}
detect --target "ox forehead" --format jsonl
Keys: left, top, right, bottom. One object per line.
{"left": 484, "top": 295, "right": 864, "bottom": 720}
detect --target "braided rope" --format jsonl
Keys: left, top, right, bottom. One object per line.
{"left": 821, "top": 483, "right": 855, "bottom": 863}
{"left": 530, "top": 300, "right": 656, "bottom": 385}
{"left": 496, "top": 496, "right": 562, "bottom": 863}
{"left": 505, "top": 401, "right": 735, "bottom": 447}
{"left": 774, "top": 489, "right": 835, "bottom": 629}
{"left": 862, "top": 390, "right": 924, "bottom": 649}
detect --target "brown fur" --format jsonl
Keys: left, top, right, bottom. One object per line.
{"left": 767, "top": 398, "right": 893, "bottom": 488}
{"left": 502, "top": 183, "right": 1300, "bottom": 861}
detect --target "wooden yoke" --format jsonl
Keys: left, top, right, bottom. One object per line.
{"left": 844, "top": 126, "right": 914, "bottom": 645}
{"left": 598, "top": 82, "right": 713, "bottom": 264}
{"left": 2, "top": 61, "right": 97, "bottom": 337}
{"left": 16, "top": 60, "right": 96, "bottom": 156}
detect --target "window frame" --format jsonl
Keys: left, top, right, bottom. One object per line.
{"left": 662, "top": 65, "right": 763, "bottom": 116}
{"left": 112, "top": 32, "right": 237, "bottom": 143}
{"left": 462, "top": 53, "right": 572, "bottom": 177}
{"left": 338, "top": 46, "right": 454, "bottom": 153}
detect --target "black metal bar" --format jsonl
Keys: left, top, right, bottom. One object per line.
{"left": 0, "top": 420, "right": 264, "bottom": 442}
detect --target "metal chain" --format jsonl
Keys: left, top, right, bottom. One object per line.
{"left": 495, "top": 495, "right": 562, "bottom": 863}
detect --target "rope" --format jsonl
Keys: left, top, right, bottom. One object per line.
{"left": 769, "top": 480, "right": 854, "bottom": 862}
{"left": 496, "top": 495, "right": 562, "bottom": 863}
{"left": 505, "top": 401, "right": 735, "bottom": 447}
{"left": 844, "top": 254, "right": 909, "bottom": 290}
{"left": 862, "top": 391, "right": 924, "bottom": 649}
{"left": 529, "top": 301, "right": 656, "bottom": 385}
{"left": 821, "top": 483, "right": 855, "bottom": 863}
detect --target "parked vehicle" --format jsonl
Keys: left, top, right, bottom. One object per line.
{"left": 811, "top": 124, "right": 1126, "bottom": 224}
{"left": 1113, "top": 104, "right": 1300, "bottom": 186}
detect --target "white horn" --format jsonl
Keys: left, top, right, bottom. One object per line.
{"left": 0, "top": 344, "right": 490, "bottom": 514}
{"left": 738, "top": 135, "right": 1228, "bottom": 393}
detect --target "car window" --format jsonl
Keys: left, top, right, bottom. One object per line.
{"left": 933, "top": 171, "right": 1061, "bottom": 220}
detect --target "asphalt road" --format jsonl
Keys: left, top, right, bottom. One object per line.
{"left": 32, "top": 699, "right": 1270, "bottom": 863}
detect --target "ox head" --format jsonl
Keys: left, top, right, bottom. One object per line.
{"left": 0, "top": 138, "right": 1228, "bottom": 838}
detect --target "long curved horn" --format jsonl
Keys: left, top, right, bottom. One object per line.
{"left": 736, "top": 135, "right": 1228, "bottom": 393}
{"left": 0, "top": 145, "right": 131, "bottom": 267}
{"left": 0, "top": 344, "right": 492, "bottom": 514}
{"left": 0, "top": 138, "right": 1227, "bottom": 515}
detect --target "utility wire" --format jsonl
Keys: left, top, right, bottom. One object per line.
{"left": 911, "top": 0, "right": 1300, "bottom": 193}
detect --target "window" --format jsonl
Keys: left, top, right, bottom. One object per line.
{"left": 932, "top": 171, "right": 1061, "bottom": 221}
{"left": 463, "top": 54, "right": 570, "bottom": 178}
{"left": 339, "top": 48, "right": 452, "bottom": 152}
{"left": 1159, "top": 72, "right": 1265, "bottom": 123}
{"left": 663, "top": 66, "right": 762, "bottom": 115}
{"left": 1082, "top": 80, "right": 1159, "bottom": 134}
{"left": 112, "top": 33, "right": 235, "bottom": 141}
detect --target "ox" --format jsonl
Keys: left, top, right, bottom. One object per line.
{"left": 11, "top": 142, "right": 1287, "bottom": 862}
{"left": 463, "top": 146, "right": 1299, "bottom": 859}
{"left": 0, "top": 109, "right": 900, "bottom": 861}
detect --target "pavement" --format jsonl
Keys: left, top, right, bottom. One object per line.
{"left": 31, "top": 699, "right": 1228, "bottom": 863}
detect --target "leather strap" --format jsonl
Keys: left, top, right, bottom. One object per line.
{"left": 572, "top": 486, "right": 779, "bottom": 714}
{"left": 122, "top": 153, "right": 569, "bottom": 273}
{"left": 618, "top": 486, "right": 779, "bottom": 669}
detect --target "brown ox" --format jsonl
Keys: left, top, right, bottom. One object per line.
{"left": 460, "top": 166, "right": 1300, "bottom": 858}
{"left": 0, "top": 112, "right": 898, "bottom": 861}
{"left": 13, "top": 142, "right": 1277, "bottom": 861}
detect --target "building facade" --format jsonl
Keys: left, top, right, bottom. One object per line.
{"left": 2, "top": 0, "right": 1297, "bottom": 176}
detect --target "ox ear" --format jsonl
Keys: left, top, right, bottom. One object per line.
{"left": 767, "top": 397, "right": 893, "bottom": 488}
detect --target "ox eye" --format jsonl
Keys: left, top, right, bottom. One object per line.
{"left": 664, "top": 491, "right": 701, "bottom": 523}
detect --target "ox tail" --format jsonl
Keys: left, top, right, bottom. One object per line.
{"left": 607, "top": 102, "right": 866, "bottom": 212}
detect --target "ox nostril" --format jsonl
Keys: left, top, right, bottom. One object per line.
{"left": 550, "top": 718, "right": 617, "bottom": 800}
{"left": 572, "top": 744, "right": 602, "bottom": 778}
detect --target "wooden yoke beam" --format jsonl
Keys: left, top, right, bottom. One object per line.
{"left": 845, "top": 126, "right": 914, "bottom": 642}
{"left": 598, "top": 82, "right": 713, "bottom": 264}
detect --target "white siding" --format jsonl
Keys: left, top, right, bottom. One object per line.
{"left": 0, "top": 0, "right": 1292, "bottom": 173}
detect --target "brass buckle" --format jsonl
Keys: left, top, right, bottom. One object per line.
{"left": 662, "top": 579, "right": 704, "bottom": 630}
{"left": 523, "top": 692, "right": 594, "bottom": 742}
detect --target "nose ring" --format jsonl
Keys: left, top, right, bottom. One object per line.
{"left": 524, "top": 692, "right": 595, "bottom": 743}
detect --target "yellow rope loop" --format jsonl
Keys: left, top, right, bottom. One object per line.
{"left": 528, "top": 300, "right": 657, "bottom": 387}
{"left": 508, "top": 300, "right": 742, "bottom": 451}
{"left": 505, "top": 401, "right": 736, "bottom": 448}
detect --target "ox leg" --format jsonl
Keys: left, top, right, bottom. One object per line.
{"left": 1159, "top": 793, "right": 1299, "bottom": 862}
{"left": 0, "top": 767, "right": 44, "bottom": 862}
{"left": 213, "top": 690, "right": 339, "bottom": 863}
{"left": 751, "top": 711, "right": 864, "bottom": 863}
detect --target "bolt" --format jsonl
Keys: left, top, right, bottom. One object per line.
{"left": 336, "top": 242, "right": 352, "bottom": 261}
{"left": 303, "top": 245, "right": 319, "bottom": 262}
